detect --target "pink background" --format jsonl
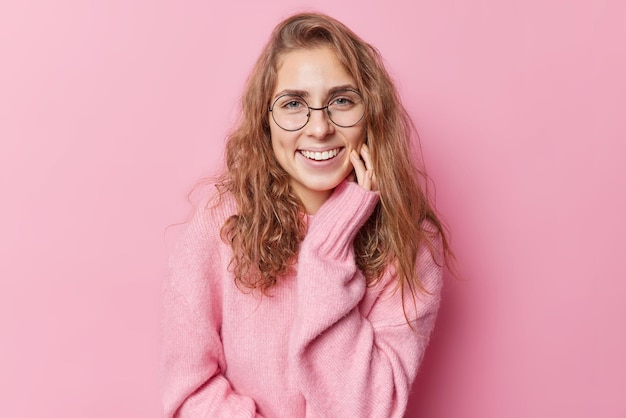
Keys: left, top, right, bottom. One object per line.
{"left": 1, "top": 1, "right": 625, "bottom": 417}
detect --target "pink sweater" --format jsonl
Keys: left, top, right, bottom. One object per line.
{"left": 161, "top": 180, "right": 443, "bottom": 417}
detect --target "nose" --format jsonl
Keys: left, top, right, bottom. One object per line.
{"left": 305, "top": 106, "right": 334, "bottom": 139}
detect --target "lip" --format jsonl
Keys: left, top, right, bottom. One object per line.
{"left": 298, "top": 147, "right": 343, "bottom": 163}
{"left": 296, "top": 147, "right": 345, "bottom": 166}
{"left": 297, "top": 146, "right": 344, "bottom": 152}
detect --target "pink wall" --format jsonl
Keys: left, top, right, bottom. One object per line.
{"left": 1, "top": 1, "right": 624, "bottom": 417}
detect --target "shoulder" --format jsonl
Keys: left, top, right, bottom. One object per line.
{"left": 418, "top": 218, "right": 444, "bottom": 263}
{"left": 365, "top": 218, "right": 444, "bottom": 325}
{"left": 192, "top": 186, "right": 238, "bottom": 234}
{"left": 416, "top": 217, "right": 445, "bottom": 293}
{"left": 170, "top": 184, "right": 238, "bottom": 255}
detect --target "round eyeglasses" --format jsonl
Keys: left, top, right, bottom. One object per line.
{"left": 269, "top": 89, "right": 365, "bottom": 132}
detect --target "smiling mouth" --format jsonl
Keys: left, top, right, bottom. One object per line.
{"left": 299, "top": 148, "right": 342, "bottom": 161}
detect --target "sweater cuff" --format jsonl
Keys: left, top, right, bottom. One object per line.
{"left": 302, "top": 180, "right": 379, "bottom": 259}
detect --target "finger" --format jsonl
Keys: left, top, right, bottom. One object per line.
{"left": 350, "top": 150, "right": 366, "bottom": 182}
{"left": 360, "top": 143, "right": 374, "bottom": 171}
{"left": 350, "top": 149, "right": 371, "bottom": 190}
{"left": 360, "top": 144, "right": 377, "bottom": 191}
{"left": 370, "top": 170, "right": 378, "bottom": 191}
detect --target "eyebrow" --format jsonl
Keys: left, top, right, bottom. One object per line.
{"left": 272, "top": 84, "right": 358, "bottom": 101}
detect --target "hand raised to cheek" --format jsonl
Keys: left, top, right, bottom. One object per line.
{"left": 349, "top": 143, "right": 378, "bottom": 192}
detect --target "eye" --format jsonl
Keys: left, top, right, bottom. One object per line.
{"left": 285, "top": 100, "right": 303, "bottom": 109}
{"left": 276, "top": 95, "right": 307, "bottom": 112}
{"left": 332, "top": 97, "right": 352, "bottom": 106}
{"left": 329, "top": 90, "right": 361, "bottom": 109}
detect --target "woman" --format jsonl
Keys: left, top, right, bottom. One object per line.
{"left": 161, "top": 12, "right": 451, "bottom": 418}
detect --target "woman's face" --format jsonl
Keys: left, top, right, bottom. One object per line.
{"left": 269, "top": 46, "right": 366, "bottom": 214}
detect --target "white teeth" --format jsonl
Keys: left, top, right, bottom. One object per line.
{"left": 301, "top": 148, "right": 340, "bottom": 161}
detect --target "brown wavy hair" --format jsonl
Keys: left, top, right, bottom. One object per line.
{"left": 218, "top": 12, "right": 452, "bottom": 298}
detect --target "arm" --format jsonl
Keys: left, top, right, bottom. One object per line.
{"left": 288, "top": 181, "right": 443, "bottom": 417}
{"left": 160, "top": 199, "right": 263, "bottom": 418}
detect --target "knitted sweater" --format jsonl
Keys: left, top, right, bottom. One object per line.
{"left": 161, "top": 180, "right": 443, "bottom": 418}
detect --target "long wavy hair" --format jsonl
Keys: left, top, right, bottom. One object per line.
{"left": 218, "top": 12, "right": 451, "bottom": 298}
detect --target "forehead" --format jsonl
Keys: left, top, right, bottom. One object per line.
{"left": 273, "top": 47, "right": 356, "bottom": 97}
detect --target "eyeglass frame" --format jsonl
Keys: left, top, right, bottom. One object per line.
{"left": 268, "top": 89, "right": 366, "bottom": 132}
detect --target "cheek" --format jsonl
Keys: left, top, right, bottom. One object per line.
{"left": 350, "top": 127, "right": 367, "bottom": 149}
{"left": 270, "top": 130, "right": 297, "bottom": 164}
{"left": 269, "top": 126, "right": 283, "bottom": 152}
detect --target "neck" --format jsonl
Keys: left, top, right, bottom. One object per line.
{"left": 293, "top": 186, "right": 332, "bottom": 215}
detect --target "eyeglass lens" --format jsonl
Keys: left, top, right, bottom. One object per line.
{"left": 270, "top": 89, "right": 364, "bottom": 131}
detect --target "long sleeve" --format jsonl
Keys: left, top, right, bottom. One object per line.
{"left": 160, "top": 197, "right": 263, "bottom": 418}
{"left": 288, "top": 180, "right": 443, "bottom": 418}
